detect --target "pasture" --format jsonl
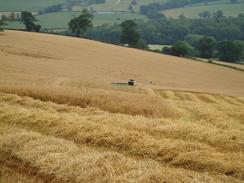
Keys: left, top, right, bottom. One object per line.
{"left": 0, "top": 30, "right": 244, "bottom": 182}
{"left": 80, "top": 0, "right": 167, "bottom": 12}
{"left": 5, "top": 11, "right": 147, "bottom": 30}
{"left": 162, "top": 1, "right": 244, "bottom": 18}
{"left": 0, "top": 0, "right": 66, "bottom": 11}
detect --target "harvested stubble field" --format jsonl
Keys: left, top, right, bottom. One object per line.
{"left": 0, "top": 30, "right": 244, "bottom": 183}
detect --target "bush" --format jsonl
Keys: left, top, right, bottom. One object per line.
{"left": 217, "top": 40, "right": 243, "bottom": 62}
{"left": 170, "top": 41, "right": 194, "bottom": 57}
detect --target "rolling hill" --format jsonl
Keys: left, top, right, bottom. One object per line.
{"left": 1, "top": 30, "right": 244, "bottom": 96}
{"left": 0, "top": 30, "right": 244, "bottom": 183}
{"left": 0, "top": 0, "right": 66, "bottom": 11}
{"left": 162, "top": 0, "right": 244, "bottom": 18}
{"left": 2, "top": 0, "right": 243, "bottom": 30}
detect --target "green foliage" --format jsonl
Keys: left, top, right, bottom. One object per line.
{"left": 68, "top": 9, "right": 93, "bottom": 37}
{"left": 196, "top": 36, "right": 216, "bottom": 58}
{"left": 170, "top": 41, "right": 194, "bottom": 56}
{"left": 0, "top": 20, "right": 6, "bottom": 31}
{"left": 217, "top": 40, "right": 244, "bottom": 62}
{"left": 120, "top": 20, "right": 141, "bottom": 47}
{"left": 198, "top": 11, "right": 211, "bottom": 18}
{"left": 21, "top": 11, "right": 41, "bottom": 32}
{"left": 39, "top": 4, "right": 63, "bottom": 15}
{"left": 184, "top": 34, "right": 204, "bottom": 47}
{"left": 85, "top": 24, "right": 121, "bottom": 44}
{"left": 213, "top": 10, "right": 224, "bottom": 21}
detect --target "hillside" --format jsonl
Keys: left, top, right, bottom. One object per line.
{"left": 2, "top": 0, "right": 243, "bottom": 30}
{"left": 1, "top": 30, "right": 244, "bottom": 96}
{"left": 0, "top": 30, "right": 244, "bottom": 183}
{"left": 0, "top": 0, "right": 66, "bottom": 11}
{"left": 162, "top": 0, "right": 244, "bottom": 18}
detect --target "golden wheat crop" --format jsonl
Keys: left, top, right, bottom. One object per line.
{"left": 0, "top": 88, "right": 244, "bottom": 183}
{"left": 0, "top": 30, "right": 244, "bottom": 183}
{"left": 1, "top": 30, "right": 244, "bottom": 96}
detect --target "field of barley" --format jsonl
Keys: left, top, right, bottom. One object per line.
{"left": 0, "top": 30, "right": 244, "bottom": 183}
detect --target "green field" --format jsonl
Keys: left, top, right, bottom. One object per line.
{"left": 0, "top": 0, "right": 66, "bottom": 11}
{"left": 148, "top": 44, "right": 171, "bottom": 51}
{"left": 0, "top": 0, "right": 166, "bottom": 12}
{"left": 75, "top": 0, "right": 166, "bottom": 12}
{"left": 6, "top": 11, "right": 147, "bottom": 30}
{"left": 3, "top": 0, "right": 243, "bottom": 30}
{"left": 162, "top": 1, "right": 244, "bottom": 18}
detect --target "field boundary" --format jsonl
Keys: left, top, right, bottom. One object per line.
{"left": 191, "top": 57, "right": 244, "bottom": 72}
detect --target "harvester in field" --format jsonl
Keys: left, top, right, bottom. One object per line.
{"left": 112, "top": 79, "right": 152, "bottom": 87}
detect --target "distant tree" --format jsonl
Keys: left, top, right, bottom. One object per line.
{"left": 170, "top": 41, "right": 194, "bottom": 56}
{"left": 120, "top": 20, "right": 140, "bottom": 47}
{"left": 217, "top": 40, "right": 243, "bottom": 62}
{"left": 21, "top": 11, "right": 41, "bottom": 32}
{"left": 198, "top": 11, "right": 211, "bottom": 18}
{"left": 196, "top": 36, "right": 216, "bottom": 58}
{"left": 1, "top": 13, "right": 17, "bottom": 21}
{"left": 230, "top": 0, "right": 238, "bottom": 3}
{"left": 184, "top": 34, "right": 204, "bottom": 47}
{"left": 8, "top": 12, "right": 16, "bottom": 21}
{"left": 131, "top": 0, "right": 137, "bottom": 5}
{"left": 1, "top": 15, "right": 8, "bottom": 21}
{"left": 68, "top": 9, "right": 93, "bottom": 37}
{"left": 0, "top": 19, "right": 6, "bottom": 31}
{"left": 128, "top": 4, "right": 134, "bottom": 12}
{"left": 235, "top": 40, "right": 244, "bottom": 58}
{"left": 238, "top": 13, "right": 244, "bottom": 17}
{"left": 39, "top": 4, "right": 63, "bottom": 15}
{"left": 213, "top": 10, "right": 224, "bottom": 21}
{"left": 162, "top": 46, "right": 172, "bottom": 55}
{"left": 178, "top": 14, "right": 186, "bottom": 19}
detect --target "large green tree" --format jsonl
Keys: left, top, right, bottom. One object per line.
{"left": 196, "top": 36, "right": 216, "bottom": 58}
{"left": 120, "top": 20, "right": 141, "bottom": 47}
{"left": 217, "top": 40, "right": 243, "bottom": 62}
{"left": 170, "top": 41, "right": 193, "bottom": 56}
{"left": 21, "top": 11, "right": 41, "bottom": 32}
{"left": 184, "top": 34, "right": 204, "bottom": 47}
{"left": 68, "top": 9, "right": 93, "bottom": 37}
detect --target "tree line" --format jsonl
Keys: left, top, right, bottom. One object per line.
{"left": 0, "top": 10, "right": 243, "bottom": 63}
{"left": 85, "top": 14, "right": 244, "bottom": 46}
{"left": 162, "top": 37, "right": 244, "bottom": 62}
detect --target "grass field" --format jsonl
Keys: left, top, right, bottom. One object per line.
{"left": 75, "top": 0, "right": 166, "bottom": 12}
{"left": 0, "top": 0, "right": 66, "bottom": 11}
{"left": 0, "top": 30, "right": 244, "bottom": 182}
{"left": 163, "top": 1, "right": 244, "bottom": 18}
{"left": 0, "top": 0, "right": 165, "bottom": 12}
{"left": 148, "top": 44, "right": 171, "bottom": 51}
{"left": 6, "top": 11, "right": 147, "bottom": 30}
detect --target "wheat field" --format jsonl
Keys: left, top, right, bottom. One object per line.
{"left": 0, "top": 30, "right": 244, "bottom": 183}
{"left": 1, "top": 30, "right": 244, "bottom": 96}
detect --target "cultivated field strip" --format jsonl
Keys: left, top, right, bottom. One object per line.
{"left": 1, "top": 30, "right": 244, "bottom": 97}
{"left": 0, "top": 92, "right": 244, "bottom": 182}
